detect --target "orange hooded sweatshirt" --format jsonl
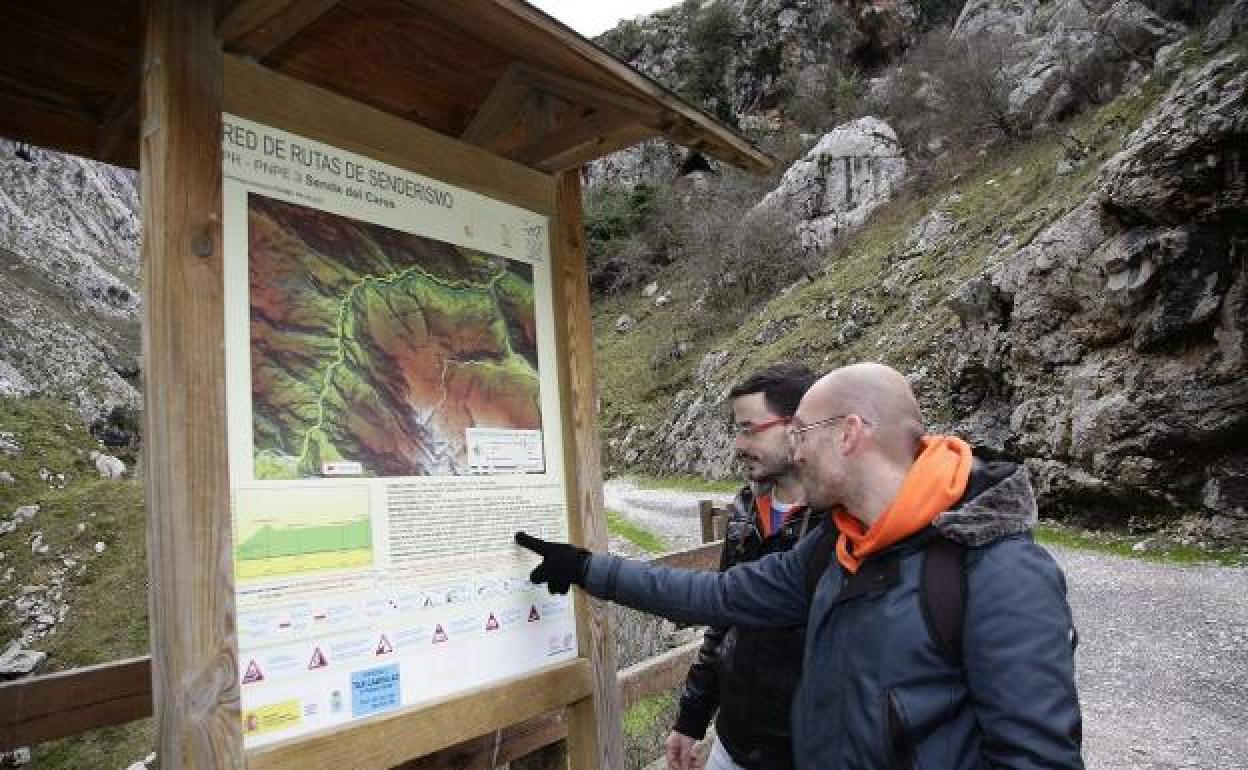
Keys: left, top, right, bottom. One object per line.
{"left": 833, "top": 435, "right": 973, "bottom": 573}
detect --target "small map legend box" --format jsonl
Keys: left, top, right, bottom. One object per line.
{"left": 466, "top": 428, "right": 544, "bottom": 473}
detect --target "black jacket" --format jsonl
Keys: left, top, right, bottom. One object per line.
{"left": 672, "top": 485, "right": 825, "bottom": 770}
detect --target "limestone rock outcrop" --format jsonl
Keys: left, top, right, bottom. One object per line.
{"left": 946, "top": 52, "right": 1248, "bottom": 525}
{"left": 753, "top": 117, "right": 907, "bottom": 252}
{"left": 0, "top": 141, "right": 141, "bottom": 421}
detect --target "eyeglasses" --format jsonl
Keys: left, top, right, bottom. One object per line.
{"left": 786, "top": 414, "right": 869, "bottom": 445}
{"left": 731, "top": 416, "right": 790, "bottom": 437}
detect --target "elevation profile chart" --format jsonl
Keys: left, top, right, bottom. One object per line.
{"left": 233, "top": 486, "right": 373, "bottom": 580}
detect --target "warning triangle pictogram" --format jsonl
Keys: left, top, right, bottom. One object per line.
{"left": 485, "top": 613, "right": 500, "bottom": 631}
{"left": 432, "top": 624, "right": 448, "bottom": 643}
{"left": 376, "top": 634, "right": 394, "bottom": 655}
{"left": 242, "top": 659, "right": 264, "bottom": 684}
{"left": 308, "top": 646, "right": 329, "bottom": 670}
{"left": 528, "top": 605, "right": 541, "bottom": 622}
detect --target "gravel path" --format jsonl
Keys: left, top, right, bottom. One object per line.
{"left": 604, "top": 480, "right": 1248, "bottom": 770}
{"left": 603, "top": 478, "right": 736, "bottom": 552}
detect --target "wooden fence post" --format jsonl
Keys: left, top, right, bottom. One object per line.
{"left": 699, "top": 500, "right": 715, "bottom": 544}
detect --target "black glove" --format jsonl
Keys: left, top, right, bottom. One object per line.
{"left": 515, "top": 531, "right": 590, "bottom": 595}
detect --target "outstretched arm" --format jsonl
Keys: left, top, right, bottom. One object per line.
{"left": 515, "top": 530, "right": 816, "bottom": 628}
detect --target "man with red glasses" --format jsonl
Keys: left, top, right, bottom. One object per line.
{"left": 665, "top": 363, "right": 823, "bottom": 770}
{"left": 517, "top": 362, "right": 1083, "bottom": 770}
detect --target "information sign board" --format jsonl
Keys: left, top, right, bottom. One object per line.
{"left": 221, "top": 115, "right": 576, "bottom": 747}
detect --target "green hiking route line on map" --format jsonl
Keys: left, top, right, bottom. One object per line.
{"left": 292, "top": 263, "right": 533, "bottom": 476}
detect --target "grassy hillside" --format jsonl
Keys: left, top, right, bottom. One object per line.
{"left": 593, "top": 67, "right": 1177, "bottom": 460}
{"left": 0, "top": 398, "right": 153, "bottom": 767}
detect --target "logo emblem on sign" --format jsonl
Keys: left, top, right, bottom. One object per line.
{"left": 376, "top": 634, "right": 394, "bottom": 655}
{"left": 432, "top": 624, "right": 448, "bottom": 643}
{"left": 528, "top": 605, "right": 541, "bottom": 622}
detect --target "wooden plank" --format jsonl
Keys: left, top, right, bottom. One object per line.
{"left": 221, "top": 0, "right": 341, "bottom": 59}
{"left": 652, "top": 542, "right": 722, "bottom": 572}
{"left": 510, "top": 107, "right": 634, "bottom": 168}
{"left": 393, "top": 711, "right": 567, "bottom": 770}
{"left": 460, "top": 64, "right": 532, "bottom": 148}
{"left": 536, "top": 124, "right": 657, "bottom": 174}
{"left": 223, "top": 54, "right": 557, "bottom": 215}
{"left": 140, "top": 2, "right": 240, "bottom": 770}
{"left": 618, "top": 641, "right": 701, "bottom": 711}
{"left": 95, "top": 58, "right": 141, "bottom": 167}
{"left": 0, "top": 657, "right": 151, "bottom": 751}
{"left": 515, "top": 63, "right": 662, "bottom": 124}
{"left": 550, "top": 170, "right": 624, "bottom": 770}
{"left": 0, "top": 90, "right": 99, "bottom": 164}
{"left": 246, "top": 660, "right": 593, "bottom": 770}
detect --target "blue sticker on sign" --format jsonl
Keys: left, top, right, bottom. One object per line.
{"left": 351, "top": 664, "right": 400, "bottom": 717}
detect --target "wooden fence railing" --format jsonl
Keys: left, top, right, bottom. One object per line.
{"left": 0, "top": 523, "right": 726, "bottom": 767}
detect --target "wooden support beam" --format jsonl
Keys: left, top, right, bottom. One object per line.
{"left": 514, "top": 63, "right": 662, "bottom": 124}
{"left": 509, "top": 107, "right": 635, "bottom": 168}
{"left": 551, "top": 170, "right": 625, "bottom": 770}
{"left": 247, "top": 660, "right": 593, "bottom": 770}
{"left": 536, "top": 123, "right": 657, "bottom": 174}
{"left": 220, "top": 0, "right": 340, "bottom": 60}
{"left": 140, "top": 2, "right": 240, "bottom": 769}
{"left": 460, "top": 63, "right": 532, "bottom": 149}
{"left": 0, "top": 90, "right": 98, "bottom": 165}
{"left": 95, "top": 62, "right": 141, "bottom": 168}
{"left": 699, "top": 500, "right": 716, "bottom": 544}
{"left": 0, "top": 657, "right": 151, "bottom": 752}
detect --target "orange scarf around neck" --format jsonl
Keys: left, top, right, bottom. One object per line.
{"left": 833, "top": 435, "right": 973, "bottom": 573}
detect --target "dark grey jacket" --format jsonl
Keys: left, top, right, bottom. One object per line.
{"left": 584, "top": 461, "right": 1083, "bottom": 770}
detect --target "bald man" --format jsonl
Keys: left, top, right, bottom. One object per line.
{"left": 517, "top": 362, "right": 1083, "bottom": 770}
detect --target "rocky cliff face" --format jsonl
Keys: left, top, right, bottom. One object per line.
{"left": 599, "top": 0, "right": 923, "bottom": 120}
{"left": 948, "top": 50, "right": 1248, "bottom": 529}
{"left": 953, "top": 0, "right": 1187, "bottom": 127}
{"left": 0, "top": 141, "right": 141, "bottom": 422}
{"left": 596, "top": 4, "right": 1248, "bottom": 537}
{"left": 589, "top": 0, "right": 935, "bottom": 187}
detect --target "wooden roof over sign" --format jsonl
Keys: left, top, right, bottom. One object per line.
{"left": 3, "top": 0, "right": 773, "bottom": 175}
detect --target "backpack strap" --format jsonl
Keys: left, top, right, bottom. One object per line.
{"left": 804, "top": 523, "right": 838, "bottom": 602}
{"left": 921, "top": 535, "right": 967, "bottom": 666}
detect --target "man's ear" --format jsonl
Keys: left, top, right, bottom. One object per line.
{"left": 840, "top": 414, "right": 867, "bottom": 455}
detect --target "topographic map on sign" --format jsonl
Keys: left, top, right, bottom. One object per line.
{"left": 248, "top": 194, "right": 542, "bottom": 479}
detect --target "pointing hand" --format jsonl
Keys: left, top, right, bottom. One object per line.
{"left": 515, "top": 531, "right": 591, "bottom": 595}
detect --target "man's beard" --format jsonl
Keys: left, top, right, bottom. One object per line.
{"left": 739, "top": 452, "right": 790, "bottom": 484}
